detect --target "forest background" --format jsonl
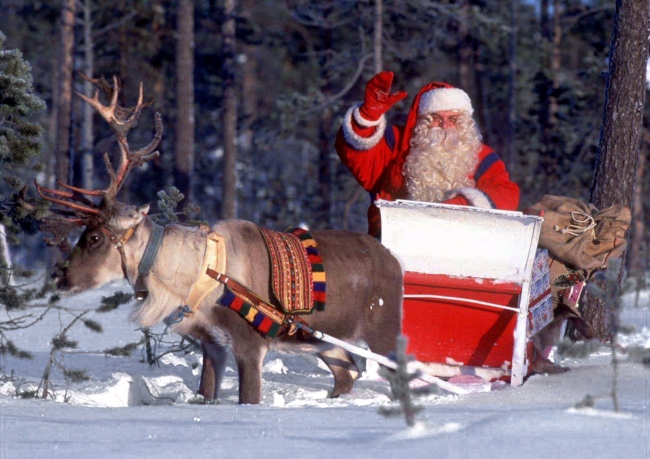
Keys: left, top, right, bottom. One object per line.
{"left": 0, "top": 0, "right": 648, "bottom": 273}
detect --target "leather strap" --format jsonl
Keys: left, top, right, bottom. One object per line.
{"left": 206, "top": 269, "right": 286, "bottom": 324}
{"left": 182, "top": 232, "right": 226, "bottom": 313}
{"left": 134, "top": 222, "right": 165, "bottom": 300}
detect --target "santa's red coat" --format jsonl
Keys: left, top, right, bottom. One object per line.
{"left": 335, "top": 83, "right": 520, "bottom": 238}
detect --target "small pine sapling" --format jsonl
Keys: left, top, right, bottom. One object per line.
{"left": 378, "top": 335, "right": 437, "bottom": 427}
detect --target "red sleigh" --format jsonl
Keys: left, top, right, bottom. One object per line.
{"left": 377, "top": 199, "right": 551, "bottom": 386}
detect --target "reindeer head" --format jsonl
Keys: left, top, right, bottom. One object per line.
{"left": 38, "top": 75, "right": 162, "bottom": 294}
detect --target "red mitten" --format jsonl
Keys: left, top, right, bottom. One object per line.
{"left": 359, "top": 71, "right": 408, "bottom": 121}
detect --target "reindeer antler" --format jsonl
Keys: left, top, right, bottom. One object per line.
{"left": 74, "top": 74, "right": 162, "bottom": 203}
{"left": 16, "top": 185, "right": 97, "bottom": 251}
{"left": 37, "top": 74, "right": 163, "bottom": 214}
{"left": 35, "top": 180, "right": 101, "bottom": 215}
{"left": 34, "top": 74, "right": 163, "bottom": 249}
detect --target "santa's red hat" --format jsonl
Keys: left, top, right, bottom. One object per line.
{"left": 400, "top": 82, "right": 474, "bottom": 153}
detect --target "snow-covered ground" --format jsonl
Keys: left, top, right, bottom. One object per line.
{"left": 1, "top": 279, "right": 649, "bottom": 459}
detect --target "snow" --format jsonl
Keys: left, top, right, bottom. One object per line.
{"left": 1, "top": 280, "right": 649, "bottom": 459}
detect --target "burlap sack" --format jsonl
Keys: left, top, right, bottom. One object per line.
{"left": 527, "top": 195, "right": 631, "bottom": 271}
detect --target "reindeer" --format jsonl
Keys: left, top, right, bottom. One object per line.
{"left": 38, "top": 76, "right": 403, "bottom": 404}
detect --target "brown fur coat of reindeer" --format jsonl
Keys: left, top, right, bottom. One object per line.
{"left": 38, "top": 76, "right": 403, "bottom": 404}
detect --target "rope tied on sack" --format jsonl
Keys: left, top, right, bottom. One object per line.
{"left": 553, "top": 212, "right": 596, "bottom": 237}
{"left": 527, "top": 195, "right": 631, "bottom": 271}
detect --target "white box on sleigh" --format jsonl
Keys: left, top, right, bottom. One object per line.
{"left": 376, "top": 199, "right": 546, "bottom": 386}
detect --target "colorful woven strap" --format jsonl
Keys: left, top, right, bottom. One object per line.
{"left": 290, "top": 228, "right": 326, "bottom": 312}
{"left": 218, "top": 287, "right": 283, "bottom": 338}
{"left": 206, "top": 268, "right": 286, "bottom": 337}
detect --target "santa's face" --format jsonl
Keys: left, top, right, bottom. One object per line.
{"left": 404, "top": 110, "right": 481, "bottom": 203}
{"left": 427, "top": 110, "right": 460, "bottom": 130}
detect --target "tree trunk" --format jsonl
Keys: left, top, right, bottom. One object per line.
{"left": 626, "top": 141, "right": 646, "bottom": 275}
{"left": 81, "top": 0, "right": 94, "bottom": 191}
{"left": 55, "top": 0, "right": 76, "bottom": 185}
{"left": 590, "top": 4, "right": 648, "bottom": 208}
{"left": 239, "top": 0, "right": 260, "bottom": 221}
{"left": 239, "top": 43, "right": 257, "bottom": 220}
{"left": 474, "top": 45, "right": 490, "bottom": 147}
{"left": 175, "top": 0, "right": 195, "bottom": 207}
{"left": 317, "top": 29, "right": 333, "bottom": 228}
{"left": 221, "top": 0, "right": 238, "bottom": 219}
{"left": 318, "top": 107, "right": 332, "bottom": 227}
{"left": 505, "top": 0, "right": 517, "bottom": 171}
{"left": 150, "top": 0, "right": 168, "bottom": 196}
{"left": 550, "top": 0, "right": 562, "bottom": 124}
{"left": 539, "top": 0, "right": 551, "bottom": 149}
{"left": 579, "top": 0, "right": 649, "bottom": 340}
{"left": 457, "top": 0, "right": 471, "bottom": 91}
{"left": 373, "top": 0, "right": 383, "bottom": 74}
{"left": 118, "top": 0, "right": 129, "bottom": 86}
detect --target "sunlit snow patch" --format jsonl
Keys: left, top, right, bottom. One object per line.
{"left": 0, "top": 381, "right": 16, "bottom": 397}
{"left": 159, "top": 353, "right": 190, "bottom": 367}
{"left": 44, "top": 372, "right": 136, "bottom": 408}
{"left": 617, "top": 326, "right": 650, "bottom": 349}
{"left": 141, "top": 375, "right": 194, "bottom": 405}
{"left": 387, "top": 421, "right": 465, "bottom": 440}
{"left": 272, "top": 392, "right": 286, "bottom": 407}
{"left": 567, "top": 407, "right": 635, "bottom": 420}
{"left": 263, "top": 358, "right": 288, "bottom": 374}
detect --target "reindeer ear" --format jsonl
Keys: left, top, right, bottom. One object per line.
{"left": 137, "top": 204, "right": 150, "bottom": 216}
{"left": 109, "top": 203, "right": 149, "bottom": 231}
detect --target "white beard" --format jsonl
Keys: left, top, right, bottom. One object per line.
{"left": 404, "top": 125, "right": 481, "bottom": 203}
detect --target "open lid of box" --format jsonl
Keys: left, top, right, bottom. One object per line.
{"left": 377, "top": 199, "right": 544, "bottom": 284}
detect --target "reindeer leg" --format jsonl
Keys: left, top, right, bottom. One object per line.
{"left": 198, "top": 340, "right": 229, "bottom": 402}
{"left": 318, "top": 346, "right": 360, "bottom": 398}
{"left": 234, "top": 346, "right": 267, "bottom": 404}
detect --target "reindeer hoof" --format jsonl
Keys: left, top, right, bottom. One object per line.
{"left": 532, "top": 355, "right": 570, "bottom": 375}
{"left": 189, "top": 395, "right": 221, "bottom": 405}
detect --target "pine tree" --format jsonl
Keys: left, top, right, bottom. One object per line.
{"left": 0, "top": 30, "right": 51, "bottom": 364}
{"left": 0, "top": 29, "right": 47, "bottom": 256}
{"left": 378, "top": 336, "right": 437, "bottom": 427}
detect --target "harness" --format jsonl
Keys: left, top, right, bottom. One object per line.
{"left": 105, "top": 221, "right": 314, "bottom": 339}
{"left": 102, "top": 219, "right": 165, "bottom": 301}
{"left": 164, "top": 227, "right": 326, "bottom": 339}
{"left": 206, "top": 270, "right": 291, "bottom": 338}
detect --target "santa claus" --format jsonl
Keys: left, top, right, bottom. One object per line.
{"left": 336, "top": 71, "right": 520, "bottom": 238}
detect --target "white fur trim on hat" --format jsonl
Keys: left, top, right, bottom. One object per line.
{"left": 450, "top": 187, "right": 493, "bottom": 209}
{"left": 418, "top": 87, "right": 474, "bottom": 117}
{"left": 342, "top": 103, "right": 387, "bottom": 151}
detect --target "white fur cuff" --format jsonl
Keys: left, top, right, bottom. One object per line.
{"left": 353, "top": 104, "right": 383, "bottom": 127}
{"left": 342, "top": 103, "right": 387, "bottom": 151}
{"left": 452, "top": 187, "right": 494, "bottom": 209}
